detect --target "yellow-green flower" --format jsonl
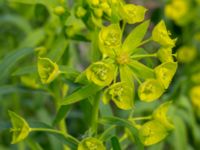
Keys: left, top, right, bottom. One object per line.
{"left": 153, "top": 101, "right": 174, "bottom": 130}
{"left": 78, "top": 137, "right": 105, "bottom": 150}
{"left": 37, "top": 58, "right": 60, "bottom": 84}
{"left": 103, "top": 82, "right": 134, "bottom": 110}
{"left": 119, "top": 4, "right": 147, "bottom": 24}
{"left": 165, "top": 0, "right": 188, "bottom": 21}
{"left": 139, "top": 120, "right": 168, "bottom": 146}
{"left": 138, "top": 79, "right": 164, "bottom": 102}
{"left": 86, "top": 61, "right": 115, "bottom": 86}
{"left": 152, "top": 20, "right": 176, "bottom": 47}
{"left": 155, "top": 62, "right": 177, "bottom": 89}
{"left": 9, "top": 111, "right": 31, "bottom": 144}
{"left": 157, "top": 47, "right": 174, "bottom": 63}
{"left": 99, "top": 23, "right": 122, "bottom": 57}
{"left": 190, "top": 86, "right": 200, "bottom": 109}
{"left": 177, "top": 46, "right": 197, "bottom": 63}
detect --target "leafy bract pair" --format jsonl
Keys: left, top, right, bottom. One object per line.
{"left": 135, "top": 102, "right": 174, "bottom": 146}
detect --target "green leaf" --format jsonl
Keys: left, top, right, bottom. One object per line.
{"left": 122, "top": 20, "right": 150, "bottom": 53}
{"left": 111, "top": 136, "right": 121, "bottom": 150}
{"left": 100, "top": 117, "right": 144, "bottom": 150}
{"left": 8, "top": 111, "right": 31, "bottom": 144}
{"left": 52, "top": 105, "right": 71, "bottom": 126}
{"left": 128, "top": 60, "right": 155, "bottom": 80}
{"left": 19, "top": 28, "right": 45, "bottom": 48}
{"left": 12, "top": 65, "right": 37, "bottom": 76}
{"left": 0, "top": 47, "right": 34, "bottom": 82}
{"left": 61, "top": 84, "right": 102, "bottom": 105}
{"left": 119, "top": 65, "right": 134, "bottom": 88}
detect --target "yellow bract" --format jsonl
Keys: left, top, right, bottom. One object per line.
{"left": 99, "top": 24, "right": 121, "bottom": 57}
{"left": 139, "top": 120, "right": 168, "bottom": 146}
{"left": 177, "top": 46, "right": 197, "bottom": 63}
{"left": 157, "top": 47, "right": 174, "bottom": 63}
{"left": 9, "top": 111, "right": 30, "bottom": 144}
{"left": 78, "top": 137, "right": 106, "bottom": 150}
{"left": 103, "top": 82, "right": 134, "bottom": 110}
{"left": 37, "top": 58, "right": 59, "bottom": 84}
{"left": 86, "top": 61, "right": 115, "bottom": 86}
{"left": 138, "top": 79, "right": 164, "bottom": 102}
{"left": 165, "top": 0, "right": 188, "bottom": 21}
{"left": 155, "top": 62, "right": 177, "bottom": 89}
{"left": 190, "top": 86, "right": 200, "bottom": 109}
{"left": 152, "top": 20, "right": 176, "bottom": 47}
{"left": 120, "top": 4, "right": 147, "bottom": 24}
{"left": 153, "top": 102, "right": 174, "bottom": 130}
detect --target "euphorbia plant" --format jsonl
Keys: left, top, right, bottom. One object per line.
{"left": 7, "top": 0, "right": 178, "bottom": 149}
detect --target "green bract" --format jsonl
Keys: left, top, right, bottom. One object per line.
{"left": 157, "top": 47, "right": 174, "bottom": 63}
{"left": 155, "top": 62, "right": 177, "bottom": 89}
{"left": 86, "top": 61, "right": 115, "bottom": 86}
{"left": 139, "top": 120, "right": 168, "bottom": 146}
{"left": 119, "top": 4, "right": 147, "bottom": 24}
{"left": 138, "top": 79, "right": 164, "bottom": 102}
{"left": 37, "top": 57, "right": 59, "bottom": 84}
{"left": 152, "top": 20, "right": 176, "bottom": 47}
{"left": 78, "top": 137, "right": 105, "bottom": 150}
{"left": 9, "top": 111, "right": 30, "bottom": 144}
{"left": 153, "top": 102, "right": 174, "bottom": 130}
{"left": 99, "top": 24, "right": 122, "bottom": 57}
{"left": 103, "top": 82, "right": 134, "bottom": 110}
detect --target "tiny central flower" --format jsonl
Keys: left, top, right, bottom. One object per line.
{"left": 116, "top": 53, "right": 130, "bottom": 64}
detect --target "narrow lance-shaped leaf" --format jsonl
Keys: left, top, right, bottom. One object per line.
{"left": 0, "top": 47, "right": 34, "bottom": 82}
{"left": 122, "top": 20, "right": 150, "bottom": 54}
{"left": 128, "top": 60, "right": 155, "bottom": 80}
{"left": 61, "top": 84, "right": 102, "bottom": 105}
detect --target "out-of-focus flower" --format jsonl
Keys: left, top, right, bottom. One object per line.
{"left": 177, "top": 46, "right": 197, "bottom": 63}
{"left": 165, "top": 0, "right": 188, "bottom": 22}
{"left": 190, "top": 86, "right": 200, "bottom": 109}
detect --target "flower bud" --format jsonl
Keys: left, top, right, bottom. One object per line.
{"left": 78, "top": 137, "right": 105, "bottom": 150}
{"left": 157, "top": 47, "right": 173, "bottom": 63}
{"left": 190, "top": 86, "right": 200, "bottom": 109}
{"left": 9, "top": 111, "right": 30, "bottom": 144}
{"left": 37, "top": 57, "right": 60, "bottom": 84}
{"left": 177, "top": 46, "right": 197, "bottom": 63}
{"left": 76, "top": 6, "right": 87, "bottom": 18}
{"left": 54, "top": 6, "right": 65, "bottom": 15}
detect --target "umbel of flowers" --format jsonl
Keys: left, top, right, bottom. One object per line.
{"left": 10, "top": 1, "right": 177, "bottom": 148}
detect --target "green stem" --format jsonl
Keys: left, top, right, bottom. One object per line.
{"left": 132, "top": 72, "right": 142, "bottom": 85}
{"left": 130, "top": 116, "right": 152, "bottom": 121}
{"left": 136, "top": 38, "right": 152, "bottom": 48}
{"left": 131, "top": 53, "right": 157, "bottom": 59}
{"left": 122, "top": 21, "right": 126, "bottom": 34}
{"left": 30, "top": 128, "right": 79, "bottom": 143}
{"left": 90, "top": 92, "right": 101, "bottom": 135}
